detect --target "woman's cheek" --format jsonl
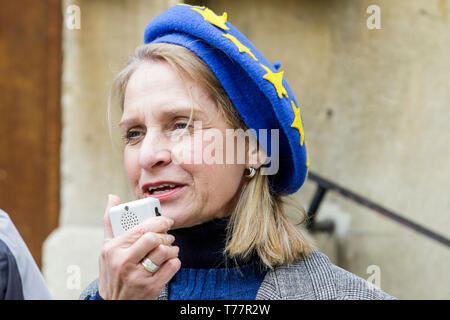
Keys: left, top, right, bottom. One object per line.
{"left": 123, "top": 149, "right": 140, "bottom": 185}
{"left": 171, "top": 133, "right": 202, "bottom": 166}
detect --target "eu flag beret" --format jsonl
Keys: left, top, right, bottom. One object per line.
{"left": 143, "top": 4, "right": 309, "bottom": 195}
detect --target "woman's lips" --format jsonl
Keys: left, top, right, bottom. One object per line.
{"left": 143, "top": 185, "right": 186, "bottom": 201}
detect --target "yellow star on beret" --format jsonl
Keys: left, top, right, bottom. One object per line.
{"left": 290, "top": 101, "right": 304, "bottom": 146}
{"left": 191, "top": 7, "right": 230, "bottom": 30}
{"left": 305, "top": 140, "right": 309, "bottom": 168}
{"left": 260, "top": 64, "right": 288, "bottom": 99}
{"left": 222, "top": 33, "right": 258, "bottom": 61}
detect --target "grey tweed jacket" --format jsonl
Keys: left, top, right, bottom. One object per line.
{"left": 79, "top": 250, "right": 395, "bottom": 300}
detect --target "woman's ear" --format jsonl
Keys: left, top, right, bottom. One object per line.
{"left": 246, "top": 135, "right": 268, "bottom": 170}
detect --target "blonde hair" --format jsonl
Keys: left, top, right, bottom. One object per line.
{"left": 109, "top": 43, "right": 314, "bottom": 269}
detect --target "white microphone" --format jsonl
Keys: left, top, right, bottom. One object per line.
{"left": 109, "top": 197, "right": 162, "bottom": 238}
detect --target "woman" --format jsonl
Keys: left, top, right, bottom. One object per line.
{"left": 81, "top": 4, "right": 395, "bottom": 300}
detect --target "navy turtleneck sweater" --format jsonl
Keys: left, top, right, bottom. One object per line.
{"left": 167, "top": 217, "right": 267, "bottom": 300}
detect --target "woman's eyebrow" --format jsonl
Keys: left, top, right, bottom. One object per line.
{"left": 119, "top": 117, "right": 139, "bottom": 129}
{"left": 160, "top": 107, "right": 206, "bottom": 119}
{"left": 119, "top": 106, "right": 208, "bottom": 128}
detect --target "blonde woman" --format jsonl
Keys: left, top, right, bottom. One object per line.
{"left": 80, "top": 5, "right": 395, "bottom": 300}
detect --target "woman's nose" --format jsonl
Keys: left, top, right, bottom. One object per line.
{"left": 138, "top": 128, "right": 172, "bottom": 169}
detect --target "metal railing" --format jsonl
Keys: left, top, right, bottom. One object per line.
{"left": 306, "top": 171, "right": 450, "bottom": 248}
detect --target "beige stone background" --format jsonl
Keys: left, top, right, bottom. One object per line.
{"left": 42, "top": 0, "right": 450, "bottom": 299}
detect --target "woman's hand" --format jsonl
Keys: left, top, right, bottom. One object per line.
{"left": 98, "top": 194, "right": 181, "bottom": 300}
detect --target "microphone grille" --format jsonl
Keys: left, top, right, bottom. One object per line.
{"left": 120, "top": 211, "right": 139, "bottom": 232}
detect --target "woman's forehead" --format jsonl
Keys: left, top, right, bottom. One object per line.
{"left": 125, "top": 62, "right": 187, "bottom": 99}
{"left": 122, "top": 62, "right": 219, "bottom": 121}
{"left": 127, "top": 61, "right": 212, "bottom": 103}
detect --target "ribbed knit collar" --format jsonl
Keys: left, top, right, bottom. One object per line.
{"left": 167, "top": 217, "right": 260, "bottom": 269}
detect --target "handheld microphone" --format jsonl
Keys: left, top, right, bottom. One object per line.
{"left": 109, "top": 197, "right": 162, "bottom": 238}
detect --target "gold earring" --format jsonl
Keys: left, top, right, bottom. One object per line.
{"left": 245, "top": 167, "right": 257, "bottom": 178}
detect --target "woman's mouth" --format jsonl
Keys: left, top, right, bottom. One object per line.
{"left": 148, "top": 183, "right": 180, "bottom": 195}
{"left": 142, "top": 182, "right": 186, "bottom": 200}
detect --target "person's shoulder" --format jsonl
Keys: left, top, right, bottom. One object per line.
{"left": 0, "top": 209, "right": 18, "bottom": 240}
{"left": 0, "top": 209, "right": 13, "bottom": 228}
{"left": 261, "top": 250, "right": 396, "bottom": 300}
{"left": 0, "top": 208, "right": 9, "bottom": 218}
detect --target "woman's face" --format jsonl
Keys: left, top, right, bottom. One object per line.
{"left": 121, "top": 61, "right": 246, "bottom": 229}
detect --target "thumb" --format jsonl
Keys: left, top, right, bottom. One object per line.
{"left": 103, "top": 194, "right": 122, "bottom": 240}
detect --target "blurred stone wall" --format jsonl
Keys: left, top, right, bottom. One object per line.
{"left": 42, "top": 0, "right": 178, "bottom": 300}
{"left": 43, "top": 0, "right": 450, "bottom": 299}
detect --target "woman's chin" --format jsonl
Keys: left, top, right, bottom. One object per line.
{"left": 158, "top": 205, "right": 195, "bottom": 229}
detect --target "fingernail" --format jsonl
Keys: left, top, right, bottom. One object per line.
{"left": 166, "top": 234, "right": 175, "bottom": 243}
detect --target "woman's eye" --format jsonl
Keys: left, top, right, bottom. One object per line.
{"left": 175, "top": 122, "right": 188, "bottom": 130}
{"left": 123, "top": 129, "right": 143, "bottom": 144}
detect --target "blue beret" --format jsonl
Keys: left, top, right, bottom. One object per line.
{"left": 143, "top": 4, "right": 309, "bottom": 195}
